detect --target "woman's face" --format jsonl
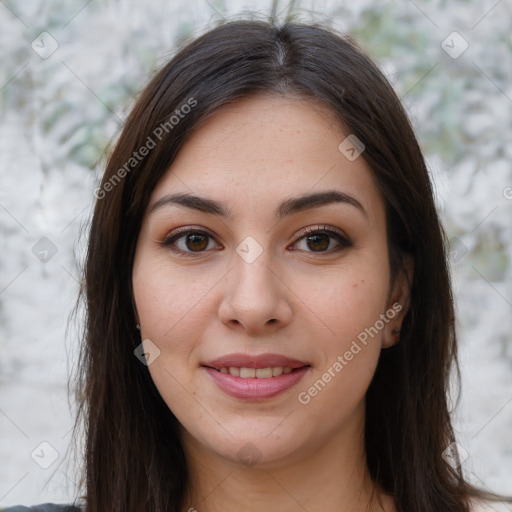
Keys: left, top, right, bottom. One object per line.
{"left": 132, "top": 94, "right": 409, "bottom": 468}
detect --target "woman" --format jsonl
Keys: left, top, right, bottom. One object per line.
{"left": 4, "top": 18, "right": 511, "bottom": 512}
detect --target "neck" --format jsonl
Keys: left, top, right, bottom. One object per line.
{"left": 179, "top": 402, "right": 395, "bottom": 512}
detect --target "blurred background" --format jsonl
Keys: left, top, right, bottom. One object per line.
{"left": 0, "top": 0, "right": 511, "bottom": 507}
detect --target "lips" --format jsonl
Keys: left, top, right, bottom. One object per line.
{"left": 201, "top": 353, "right": 311, "bottom": 400}
{"left": 202, "top": 353, "right": 309, "bottom": 370}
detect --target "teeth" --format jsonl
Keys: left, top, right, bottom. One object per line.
{"left": 215, "top": 366, "right": 295, "bottom": 378}
{"left": 239, "top": 367, "right": 255, "bottom": 378}
{"left": 256, "top": 367, "right": 272, "bottom": 378}
{"left": 272, "top": 367, "right": 283, "bottom": 377}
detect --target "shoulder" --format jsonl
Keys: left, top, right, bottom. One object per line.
{"left": 0, "top": 504, "right": 83, "bottom": 512}
{"left": 470, "top": 498, "right": 512, "bottom": 512}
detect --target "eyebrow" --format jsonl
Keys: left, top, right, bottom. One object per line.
{"left": 149, "top": 190, "right": 367, "bottom": 219}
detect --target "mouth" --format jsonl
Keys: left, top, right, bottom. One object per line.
{"left": 201, "top": 353, "right": 311, "bottom": 400}
{"left": 201, "top": 353, "right": 310, "bottom": 376}
{"left": 205, "top": 366, "right": 306, "bottom": 378}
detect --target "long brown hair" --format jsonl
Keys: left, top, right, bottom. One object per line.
{"left": 71, "top": 19, "right": 511, "bottom": 512}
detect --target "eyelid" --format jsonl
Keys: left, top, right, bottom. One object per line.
{"left": 293, "top": 224, "right": 350, "bottom": 244}
{"left": 163, "top": 225, "right": 215, "bottom": 239}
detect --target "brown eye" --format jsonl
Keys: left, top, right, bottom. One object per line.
{"left": 184, "top": 233, "right": 209, "bottom": 251}
{"left": 292, "top": 226, "right": 352, "bottom": 253}
{"left": 306, "top": 233, "right": 330, "bottom": 251}
{"left": 161, "top": 229, "right": 219, "bottom": 256}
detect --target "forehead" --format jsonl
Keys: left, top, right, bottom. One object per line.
{"left": 148, "top": 94, "right": 385, "bottom": 223}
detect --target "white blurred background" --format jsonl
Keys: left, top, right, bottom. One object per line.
{"left": 0, "top": 0, "right": 511, "bottom": 507}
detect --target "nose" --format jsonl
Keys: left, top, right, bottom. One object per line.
{"left": 217, "top": 247, "right": 293, "bottom": 335}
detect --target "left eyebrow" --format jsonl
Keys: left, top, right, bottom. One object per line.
{"left": 149, "top": 189, "right": 367, "bottom": 219}
{"left": 276, "top": 190, "right": 367, "bottom": 219}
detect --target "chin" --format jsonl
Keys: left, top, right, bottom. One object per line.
{"left": 186, "top": 423, "right": 314, "bottom": 469}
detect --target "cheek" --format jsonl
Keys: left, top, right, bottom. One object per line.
{"left": 301, "top": 260, "right": 389, "bottom": 343}
{"left": 132, "top": 252, "right": 212, "bottom": 342}
{"left": 297, "top": 263, "right": 389, "bottom": 395}
{"left": 132, "top": 257, "right": 205, "bottom": 411}
{"left": 131, "top": 249, "right": 226, "bottom": 412}
{"left": 296, "top": 292, "right": 385, "bottom": 424}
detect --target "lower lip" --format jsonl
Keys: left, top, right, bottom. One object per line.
{"left": 204, "top": 366, "right": 310, "bottom": 400}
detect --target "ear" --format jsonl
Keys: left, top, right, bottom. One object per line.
{"left": 382, "top": 254, "right": 414, "bottom": 348}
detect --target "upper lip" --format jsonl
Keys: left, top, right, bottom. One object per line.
{"left": 202, "top": 353, "right": 310, "bottom": 369}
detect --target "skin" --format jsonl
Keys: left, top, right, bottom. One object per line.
{"left": 132, "top": 94, "right": 412, "bottom": 512}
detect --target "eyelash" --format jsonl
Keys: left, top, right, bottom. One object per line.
{"left": 160, "top": 225, "right": 352, "bottom": 257}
